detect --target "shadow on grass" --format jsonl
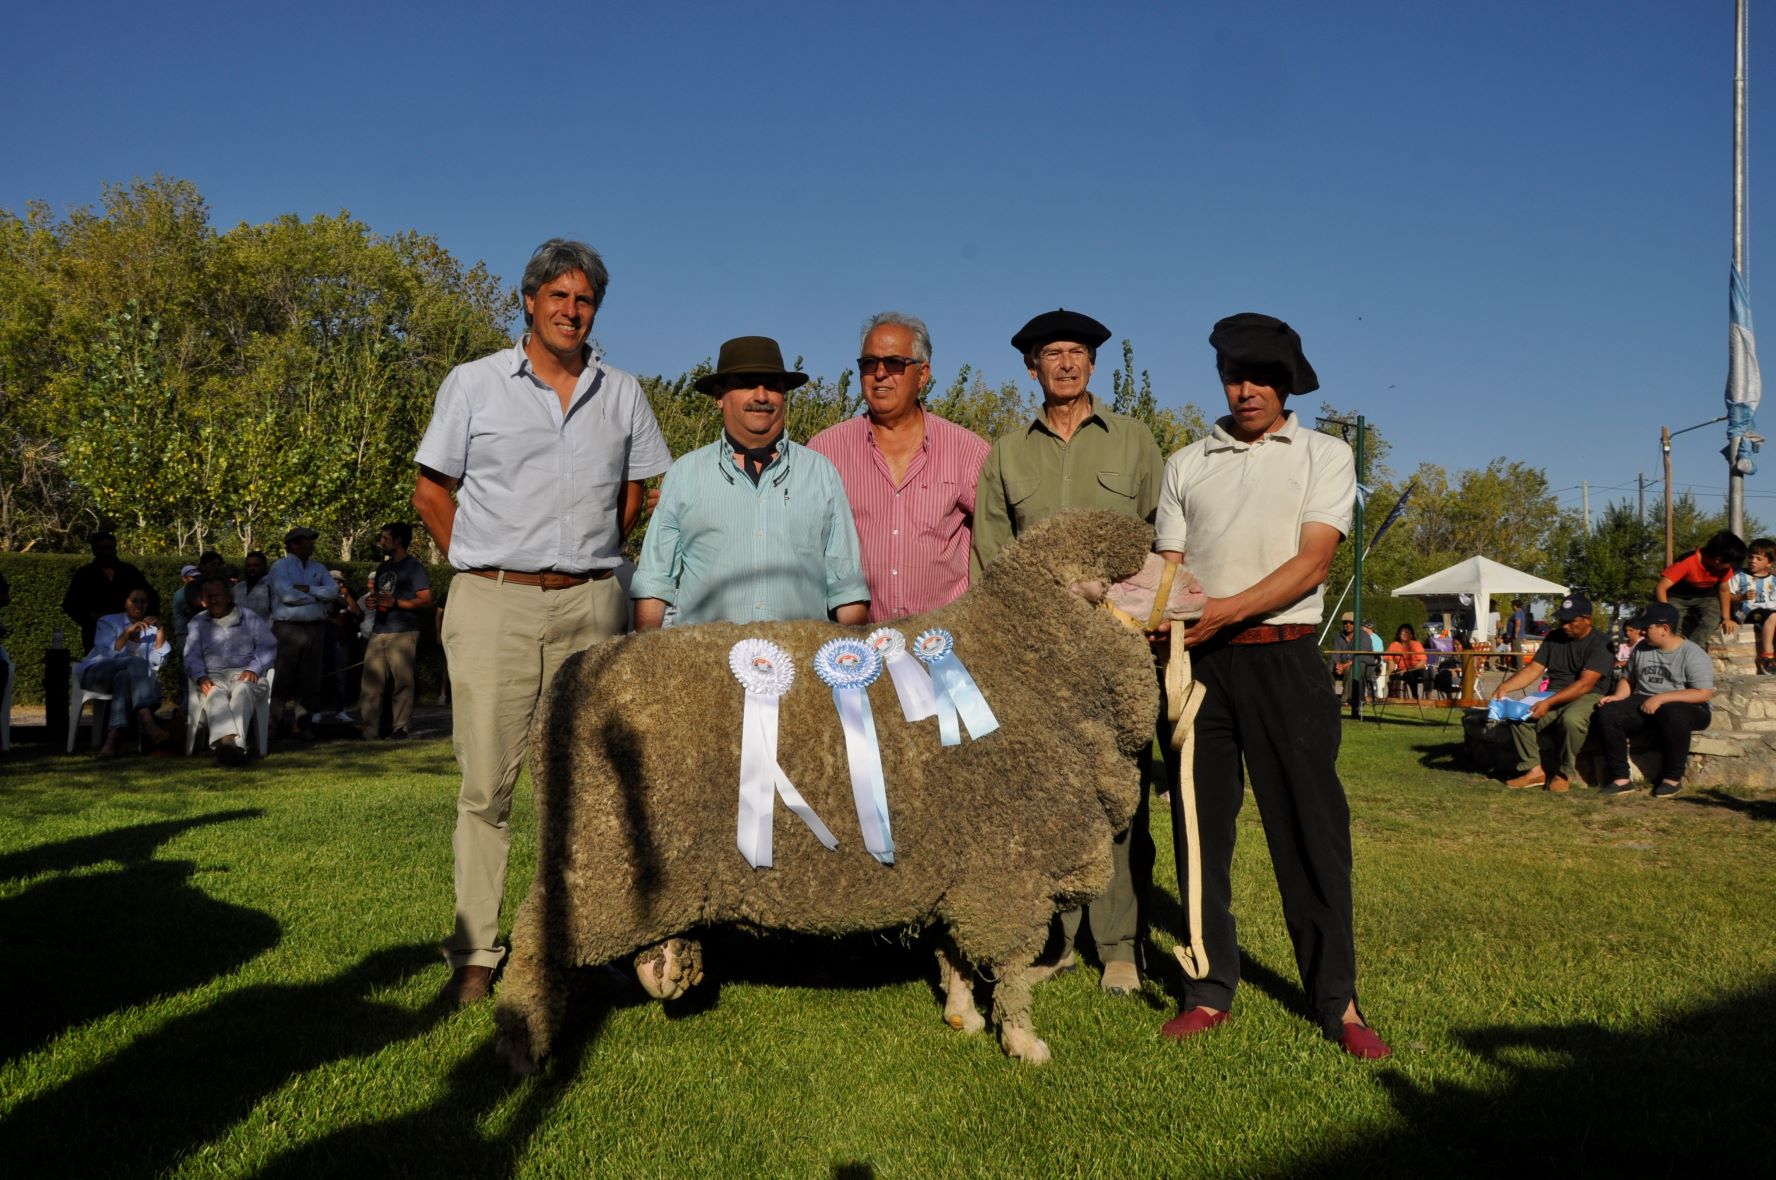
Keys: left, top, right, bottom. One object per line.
{"left": 0, "top": 944, "right": 468, "bottom": 1176}
{"left": 1146, "top": 882, "right": 1314, "bottom": 1025}
{"left": 1276, "top": 977, "right": 1776, "bottom": 1174}
{"left": 251, "top": 974, "right": 603, "bottom": 1178}
{"left": 1675, "top": 788, "right": 1776, "bottom": 822}
{"left": 1410, "top": 741, "right": 1471, "bottom": 772}
{"left": 0, "top": 809, "right": 278, "bottom": 1063}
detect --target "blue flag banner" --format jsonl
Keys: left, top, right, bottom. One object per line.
{"left": 1726, "top": 263, "right": 1762, "bottom": 476}
{"left": 1367, "top": 480, "right": 1417, "bottom": 553}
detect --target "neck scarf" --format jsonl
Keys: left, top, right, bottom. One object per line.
{"left": 726, "top": 430, "right": 782, "bottom": 485}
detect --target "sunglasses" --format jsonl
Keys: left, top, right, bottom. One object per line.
{"left": 856, "top": 355, "right": 922, "bottom": 376}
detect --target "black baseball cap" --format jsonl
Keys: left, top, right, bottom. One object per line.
{"left": 1629, "top": 602, "right": 1679, "bottom": 630}
{"left": 1554, "top": 591, "right": 1593, "bottom": 622}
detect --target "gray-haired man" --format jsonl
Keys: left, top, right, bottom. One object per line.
{"left": 414, "top": 239, "right": 673, "bottom": 1005}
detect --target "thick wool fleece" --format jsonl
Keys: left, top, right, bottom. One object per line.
{"left": 496, "top": 510, "right": 1172, "bottom": 1066}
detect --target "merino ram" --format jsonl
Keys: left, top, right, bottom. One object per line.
{"left": 494, "top": 509, "right": 1203, "bottom": 1070}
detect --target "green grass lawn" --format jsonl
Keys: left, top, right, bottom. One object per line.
{"left": 1, "top": 715, "right": 1772, "bottom": 1177}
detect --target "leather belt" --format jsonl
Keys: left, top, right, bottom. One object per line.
{"left": 1222, "top": 623, "right": 1318, "bottom": 646}
{"left": 468, "top": 568, "right": 612, "bottom": 590}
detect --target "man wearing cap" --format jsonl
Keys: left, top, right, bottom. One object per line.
{"left": 973, "top": 308, "right": 1164, "bottom": 997}
{"left": 268, "top": 525, "right": 339, "bottom": 740}
{"left": 1594, "top": 602, "right": 1715, "bottom": 799}
{"left": 807, "top": 313, "right": 989, "bottom": 621}
{"left": 1153, "top": 312, "right": 1389, "bottom": 1058}
{"left": 1490, "top": 590, "right": 1612, "bottom": 792}
{"left": 413, "top": 239, "right": 673, "bottom": 1006}
{"left": 632, "top": 335, "right": 869, "bottom": 629}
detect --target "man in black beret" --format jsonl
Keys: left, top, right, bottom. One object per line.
{"left": 974, "top": 307, "right": 1164, "bottom": 996}
{"left": 1150, "top": 312, "right": 1390, "bottom": 1058}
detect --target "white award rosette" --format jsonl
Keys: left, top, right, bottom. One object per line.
{"left": 865, "top": 627, "right": 937, "bottom": 722}
{"left": 729, "top": 639, "right": 838, "bottom": 869}
{"left": 912, "top": 628, "right": 999, "bottom": 747}
{"left": 815, "top": 638, "right": 895, "bottom": 866}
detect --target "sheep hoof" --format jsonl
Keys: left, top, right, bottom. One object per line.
{"left": 494, "top": 1021, "right": 540, "bottom": 1076}
{"left": 635, "top": 937, "right": 703, "bottom": 1001}
{"left": 1001, "top": 1029, "right": 1051, "bottom": 1065}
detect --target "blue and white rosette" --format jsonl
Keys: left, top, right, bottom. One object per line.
{"left": 912, "top": 628, "right": 999, "bottom": 747}
{"left": 729, "top": 639, "right": 838, "bottom": 869}
{"left": 865, "top": 627, "right": 937, "bottom": 722}
{"left": 815, "top": 638, "right": 895, "bottom": 866}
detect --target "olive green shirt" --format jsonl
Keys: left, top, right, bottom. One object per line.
{"left": 971, "top": 394, "right": 1165, "bottom": 578}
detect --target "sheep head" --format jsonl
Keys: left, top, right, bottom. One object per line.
{"left": 983, "top": 510, "right": 1205, "bottom": 626}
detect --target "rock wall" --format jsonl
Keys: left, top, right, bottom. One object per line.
{"left": 1460, "top": 630, "right": 1776, "bottom": 792}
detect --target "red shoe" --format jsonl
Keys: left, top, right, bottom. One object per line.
{"left": 1339, "top": 1021, "right": 1391, "bottom": 1059}
{"left": 1161, "top": 1006, "right": 1230, "bottom": 1041}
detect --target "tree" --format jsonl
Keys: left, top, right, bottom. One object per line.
{"left": 1563, "top": 500, "right": 1659, "bottom": 621}
{"left": 1108, "top": 339, "right": 1207, "bottom": 457}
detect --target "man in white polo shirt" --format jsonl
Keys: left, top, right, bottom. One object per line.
{"left": 1150, "top": 312, "right": 1389, "bottom": 1059}
{"left": 413, "top": 239, "right": 673, "bottom": 1005}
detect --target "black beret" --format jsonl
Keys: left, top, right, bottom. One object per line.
{"left": 1011, "top": 309, "right": 1112, "bottom": 356}
{"left": 1208, "top": 312, "right": 1319, "bottom": 396}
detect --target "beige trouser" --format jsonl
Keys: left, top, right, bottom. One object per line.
{"left": 358, "top": 630, "right": 420, "bottom": 736}
{"left": 442, "top": 572, "right": 627, "bottom": 970}
{"left": 197, "top": 668, "right": 269, "bottom": 747}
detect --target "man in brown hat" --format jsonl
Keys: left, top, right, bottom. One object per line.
{"left": 973, "top": 308, "right": 1164, "bottom": 996}
{"left": 1151, "top": 312, "right": 1389, "bottom": 1058}
{"left": 632, "top": 335, "right": 869, "bottom": 628}
{"left": 413, "top": 239, "right": 673, "bottom": 1006}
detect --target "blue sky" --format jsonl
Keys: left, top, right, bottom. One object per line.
{"left": 4, "top": 1, "right": 1768, "bottom": 521}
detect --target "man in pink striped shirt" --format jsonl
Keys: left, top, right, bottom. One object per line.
{"left": 808, "top": 313, "right": 989, "bottom": 621}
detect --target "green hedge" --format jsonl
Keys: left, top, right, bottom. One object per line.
{"left": 0, "top": 552, "right": 456, "bottom": 706}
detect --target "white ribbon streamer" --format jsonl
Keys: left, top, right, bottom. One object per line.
{"left": 817, "top": 639, "right": 894, "bottom": 865}
{"left": 866, "top": 628, "right": 937, "bottom": 721}
{"left": 912, "top": 629, "right": 999, "bottom": 747}
{"left": 730, "top": 639, "right": 838, "bottom": 868}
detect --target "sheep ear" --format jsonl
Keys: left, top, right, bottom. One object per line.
{"left": 1068, "top": 578, "right": 1109, "bottom": 603}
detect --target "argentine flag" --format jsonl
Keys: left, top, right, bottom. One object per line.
{"left": 1726, "top": 263, "right": 1762, "bottom": 475}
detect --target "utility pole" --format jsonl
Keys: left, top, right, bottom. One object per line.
{"left": 1638, "top": 471, "right": 1646, "bottom": 520}
{"left": 1582, "top": 480, "right": 1591, "bottom": 534}
{"left": 1663, "top": 425, "right": 1676, "bottom": 565}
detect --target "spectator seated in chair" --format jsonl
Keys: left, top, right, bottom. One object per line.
{"left": 75, "top": 589, "right": 171, "bottom": 757}
{"left": 1385, "top": 623, "right": 1428, "bottom": 699}
{"left": 185, "top": 571, "right": 277, "bottom": 765}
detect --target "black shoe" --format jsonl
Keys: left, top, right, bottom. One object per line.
{"left": 214, "top": 743, "right": 249, "bottom": 767}
{"left": 1652, "top": 781, "right": 1682, "bottom": 799}
{"left": 1597, "top": 780, "right": 1637, "bottom": 796}
{"left": 387, "top": 727, "right": 410, "bottom": 741}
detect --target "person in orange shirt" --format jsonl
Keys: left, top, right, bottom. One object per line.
{"left": 1654, "top": 531, "right": 1746, "bottom": 642}
{"left": 1384, "top": 623, "right": 1428, "bottom": 699}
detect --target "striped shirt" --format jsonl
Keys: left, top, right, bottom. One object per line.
{"left": 631, "top": 435, "right": 869, "bottom": 625}
{"left": 806, "top": 411, "right": 989, "bottom": 621}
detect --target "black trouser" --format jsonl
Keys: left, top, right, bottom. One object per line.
{"left": 1171, "top": 635, "right": 1359, "bottom": 1039}
{"left": 1594, "top": 696, "right": 1712, "bottom": 783}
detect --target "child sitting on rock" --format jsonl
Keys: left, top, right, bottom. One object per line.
{"left": 1656, "top": 530, "right": 1746, "bottom": 643}
{"left": 1595, "top": 602, "right": 1715, "bottom": 799}
{"left": 1728, "top": 536, "right": 1776, "bottom": 673}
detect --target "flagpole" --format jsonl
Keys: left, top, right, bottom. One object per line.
{"left": 1730, "top": 0, "right": 1749, "bottom": 536}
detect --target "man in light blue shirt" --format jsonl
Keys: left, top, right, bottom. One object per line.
{"left": 185, "top": 571, "right": 277, "bottom": 764}
{"left": 413, "top": 239, "right": 673, "bottom": 1007}
{"left": 268, "top": 524, "right": 339, "bottom": 740}
{"left": 632, "top": 336, "right": 869, "bottom": 629}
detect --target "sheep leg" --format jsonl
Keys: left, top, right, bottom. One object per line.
{"left": 493, "top": 893, "right": 565, "bottom": 1075}
{"left": 634, "top": 936, "right": 704, "bottom": 1001}
{"left": 991, "top": 961, "right": 1050, "bottom": 1065}
{"left": 935, "top": 942, "right": 986, "bottom": 1034}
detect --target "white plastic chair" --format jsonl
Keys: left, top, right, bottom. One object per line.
{"left": 184, "top": 669, "right": 274, "bottom": 758}
{"left": 67, "top": 676, "right": 115, "bottom": 753}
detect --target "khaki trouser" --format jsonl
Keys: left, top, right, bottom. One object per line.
{"left": 442, "top": 572, "right": 626, "bottom": 970}
{"left": 195, "top": 668, "right": 269, "bottom": 747}
{"left": 358, "top": 630, "right": 420, "bottom": 736}
{"left": 1511, "top": 692, "right": 1604, "bottom": 779}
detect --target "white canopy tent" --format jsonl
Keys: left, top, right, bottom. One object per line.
{"left": 1391, "top": 556, "right": 1569, "bottom": 642}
